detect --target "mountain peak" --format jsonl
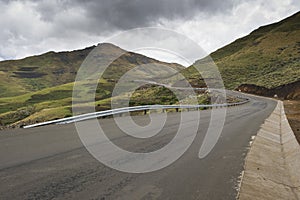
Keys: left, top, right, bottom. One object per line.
{"left": 94, "top": 42, "right": 126, "bottom": 55}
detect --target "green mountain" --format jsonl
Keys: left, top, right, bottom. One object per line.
{"left": 1, "top": 11, "right": 300, "bottom": 128}
{"left": 0, "top": 43, "right": 183, "bottom": 98}
{"left": 0, "top": 44, "right": 184, "bottom": 127}
{"left": 0, "top": 46, "right": 94, "bottom": 97}
{"left": 182, "top": 11, "right": 300, "bottom": 93}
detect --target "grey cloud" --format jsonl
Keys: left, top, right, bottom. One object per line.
{"left": 0, "top": 0, "right": 299, "bottom": 61}
{"left": 33, "top": 0, "right": 237, "bottom": 31}
{"left": 33, "top": 1, "right": 69, "bottom": 22}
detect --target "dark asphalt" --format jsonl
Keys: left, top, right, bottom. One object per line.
{"left": 0, "top": 95, "right": 276, "bottom": 200}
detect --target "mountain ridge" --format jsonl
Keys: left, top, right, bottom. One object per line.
{"left": 0, "top": 43, "right": 186, "bottom": 127}
{"left": 0, "top": 43, "right": 184, "bottom": 98}
{"left": 1, "top": 11, "right": 300, "bottom": 128}
{"left": 181, "top": 11, "right": 300, "bottom": 91}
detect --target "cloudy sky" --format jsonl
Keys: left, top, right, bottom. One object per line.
{"left": 0, "top": 0, "right": 299, "bottom": 64}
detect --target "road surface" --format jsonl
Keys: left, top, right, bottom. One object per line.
{"left": 0, "top": 95, "right": 276, "bottom": 200}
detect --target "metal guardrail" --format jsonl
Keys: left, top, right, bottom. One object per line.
{"left": 23, "top": 98, "right": 249, "bottom": 129}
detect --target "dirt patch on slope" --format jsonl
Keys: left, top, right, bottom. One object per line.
{"left": 237, "top": 80, "right": 300, "bottom": 100}
{"left": 237, "top": 81, "right": 300, "bottom": 144}
{"left": 284, "top": 100, "right": 300, "bottom": 144}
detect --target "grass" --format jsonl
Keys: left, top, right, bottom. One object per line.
{"left": 0, "top": 46, "right": 95, "bottom": 97}
{"left": 0, "top": 80, "right": 105, "bottom": 126}
{"left": 0, "top": 81, "right": 214, "bottom": 127}
{"left": 180, "top": 11, "right": 300, "bottom": 90}
{"left": 1, "top": 12, "right": 300, "bottom": 128}
{"left": 0, "top": 42, "right": 186, "bottom": 127}
{"left": 0, "top": 43, "right": 184, "bottom": 99}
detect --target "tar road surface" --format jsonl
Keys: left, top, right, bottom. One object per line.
{"left": 0, "top": 95, "right": 276, "bottom": 200}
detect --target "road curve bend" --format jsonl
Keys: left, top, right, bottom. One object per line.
{"left": 0, "top": 94, "right": 276, "bottom": 200}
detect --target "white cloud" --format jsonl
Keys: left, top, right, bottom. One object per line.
{"left": 160, "top": 0, "right": 300, "bottom": 55}
{"left": 0, "top": 0, "right": 299, "bottom": 64}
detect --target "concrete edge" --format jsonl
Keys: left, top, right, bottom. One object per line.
{"left": 237, "top": 100, "right": 300, "bottom": 200}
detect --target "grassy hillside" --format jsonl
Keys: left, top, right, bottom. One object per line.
{"left": 0, "top": 43, "right": 186, "bottom": 127}
{"left": 2, "top": 11, "right": 300, "bottom": 128}
{"left": 182, "top": 11, "right": 300, "bottom": 90}
{"left": 0, "top": 43, "right": 183, "bottom": 98}
{"left": 0, "top": 81, "right": 211, "bottom": 128}
{"left": 0, "top": 46, "right": 95, "bottom": 97}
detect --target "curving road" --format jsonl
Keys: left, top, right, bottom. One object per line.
{"left": 0, "top": 94, "right": 276, "bottom": 200}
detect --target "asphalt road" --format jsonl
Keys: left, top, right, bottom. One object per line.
{"left": 0, "top": 95, "right": 276, "bottom": 200}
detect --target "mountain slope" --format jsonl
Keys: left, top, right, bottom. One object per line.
{"left": 0, "top": 46, "right": 95, "bottom": 97}
{"left": 0, "top": 43, "right": 183, "bottom": 98}
{"left": 0, "top": 43, "right": 185, "bottom": 127}
{"left": 182, "top": 11, "right": 300, "bottom": 91}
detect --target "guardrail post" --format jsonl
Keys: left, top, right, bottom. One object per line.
{"left": 144, "top": 110, "right": 147, "bottom": 115}
{"left": 176, "top": 108, "right": 179, "bottom": 112}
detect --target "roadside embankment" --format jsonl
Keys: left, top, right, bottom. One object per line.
{"left": 284, "top": 100, "right": 300, "bottom": 144}
{"left": 238, "top": 101, "right": 300, "bottom": 200}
